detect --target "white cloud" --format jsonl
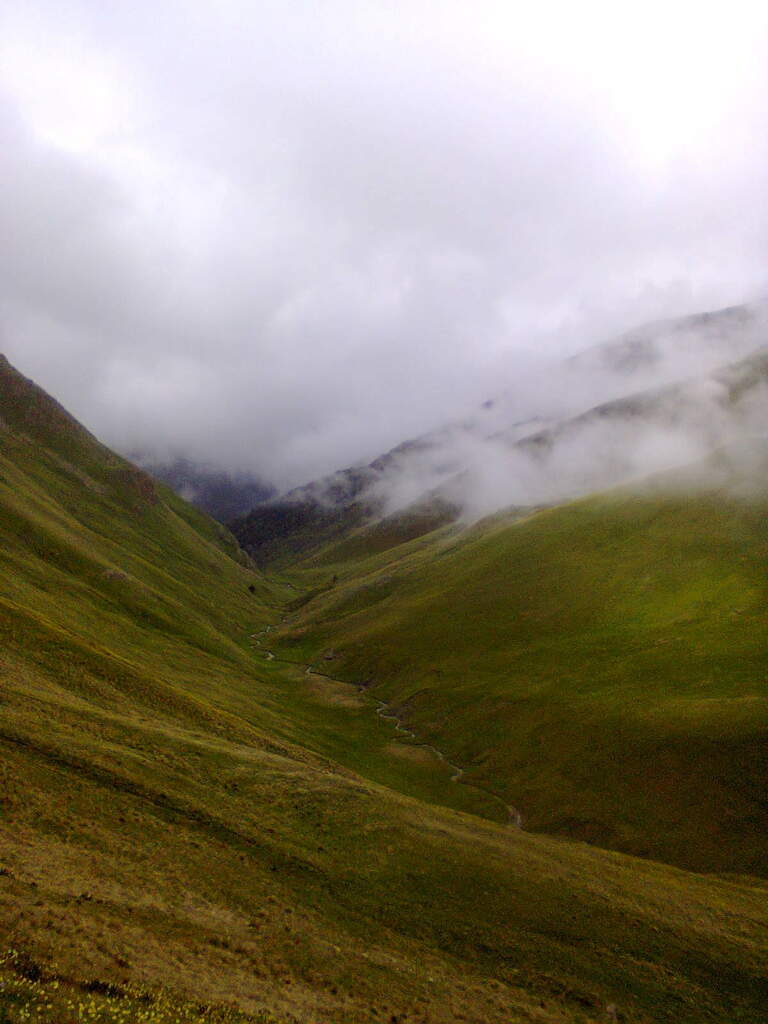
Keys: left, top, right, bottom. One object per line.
{"left": 1, "top": 0, "right": 767, "bottom": 488}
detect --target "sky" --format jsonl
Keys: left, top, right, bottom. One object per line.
{"left": 2, "top": 0, "right": 768, "bottom": 490}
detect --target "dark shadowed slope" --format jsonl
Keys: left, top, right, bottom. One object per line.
{"left": 136, "top": 455, "right": 275, "bottom": 521}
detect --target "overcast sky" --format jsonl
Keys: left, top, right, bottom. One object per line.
{"left": 2, "top": 1, "right": 767, "bottom": 488}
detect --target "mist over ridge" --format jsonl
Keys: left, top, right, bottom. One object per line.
{"left": 231, "top": 301, "right": 768, "bottom": 561}
{"left": 3, "top": 2, "right": 768, "bottom": 491}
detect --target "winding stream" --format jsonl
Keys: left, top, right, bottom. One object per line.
{"left": 249, "top": 621, "right": 522, "bottom": 828}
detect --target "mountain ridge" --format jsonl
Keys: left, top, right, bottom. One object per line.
{"left": 232, "top": 304, "right": 768, "bottom": 566}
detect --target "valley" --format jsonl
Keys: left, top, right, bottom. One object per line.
{"left": 251, "top": 628, "right": 523, "bottom": 826}
{"left": 1, "top": 349, "right": 767, "bottom": 1024}
{"left": 4, "top": 0, "right": 768, "bottom": 1016}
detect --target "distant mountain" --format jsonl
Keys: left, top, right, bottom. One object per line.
{"left": 232, "top": 302, "right": 768, "bottom": 565}
{"left": 229, "top": 431, "right": 476, "bottom": 567}
{"left": 137, "top": 456, "right": 275, "bottom": 522}
{"left": 568, "top": 302, "right": 766, "bottom": 376}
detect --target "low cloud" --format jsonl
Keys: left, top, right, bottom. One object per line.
{"left": 338, "top": 306, "right": 768, "bottom": 522}
{"left": 2, "top": 2, "right": 768, "bottom": 490}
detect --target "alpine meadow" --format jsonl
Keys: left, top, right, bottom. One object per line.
{"left": 3, "top": 3, "right": 768, "bottom": 1022}
{"left": 3, "top": 314, "right": 768, "bottom": 1023}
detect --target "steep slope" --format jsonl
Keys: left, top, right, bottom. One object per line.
{"left": 0, "top": 354, "right": 279, "bottom": 701}
{"left": 2, "top": 355, "right": 768, "bottom": 1024}
{"left": 269, "top": 452, "right": 768, "bottom": 876}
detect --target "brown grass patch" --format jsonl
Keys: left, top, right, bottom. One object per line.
{"left": 305, "top": 677, "right": 364, "bottom": 708}
{"left": 384, "top": 742, "right": 436, "bottom": 764}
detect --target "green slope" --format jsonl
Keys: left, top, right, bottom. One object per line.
{"left": 1, "top": 355, "right": 767, "bottom": 1024}
{"left": 272, "top": 471, "right": 768, "bottom": 876}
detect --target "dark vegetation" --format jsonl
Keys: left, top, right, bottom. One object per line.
{"left": 137, "top": 457, "right": 275, "bottom": 522}
{"left": 233, "top": 497, "right": 370, "bottom": 568}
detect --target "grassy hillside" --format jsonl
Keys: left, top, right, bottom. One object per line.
{"left": 271, "top": 469, "right": 768, "bottom": 876}
{"left": 2, "top": 355, "right": 768, "bottom": 1023}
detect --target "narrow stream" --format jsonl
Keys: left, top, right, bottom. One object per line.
{"left": 249, "top": 621, "right": 522, "bottom": 828}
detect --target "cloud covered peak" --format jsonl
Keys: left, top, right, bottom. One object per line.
{"left": 2, "top": 2, "right": 767, "bottom": 489}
